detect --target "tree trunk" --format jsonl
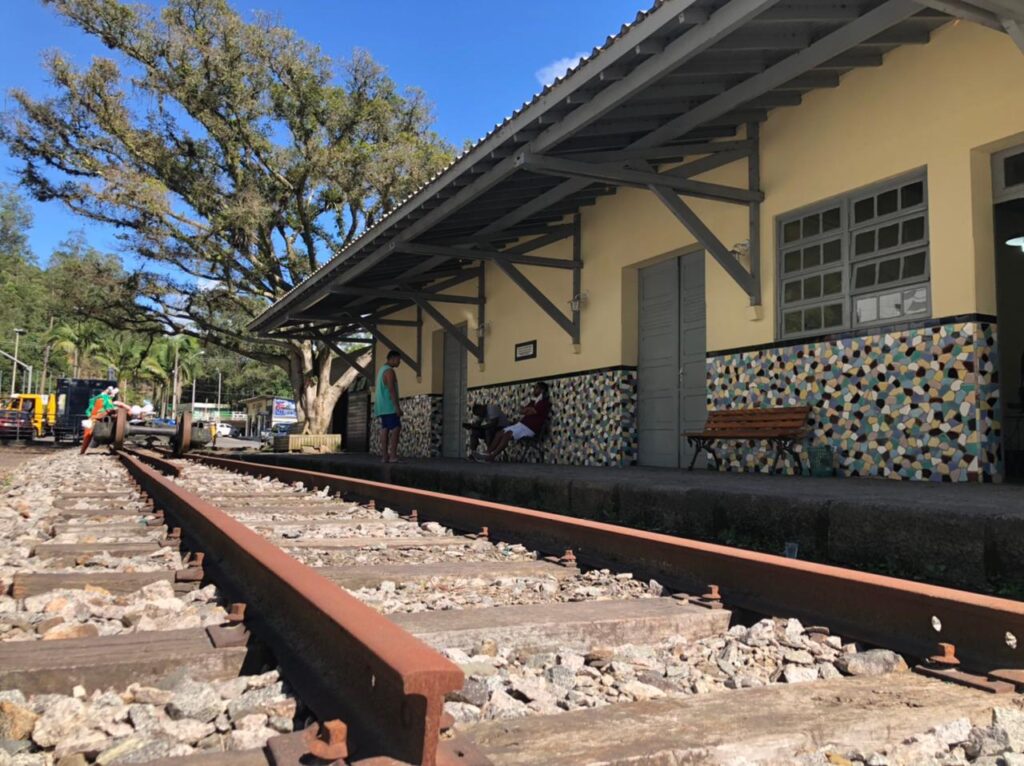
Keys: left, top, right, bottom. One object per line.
{"left": 39, "top": 317, "right": 54, "bottom": 395}
{"left": 289, "top": 341, "right": 369, "bottom": 434}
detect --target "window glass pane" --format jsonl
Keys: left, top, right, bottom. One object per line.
{"left": 804, "top": 306, "right": 822, "bottom": 331}
{"left": 822, "top": 207, "right": 841, "bottom": 232}
{"left": 803, "top": 275, "right": 822, "bottom": 300}
{"left": 783, "top": 250, "right": 802, "bottom": 273}
{"left": 904, "top": 286, "right": 928, "bottom": 314}
{"left": 854, "top": 231, "right": 875, "bottom": 256}
{"left": 855, "top": 296, "right": 877, "bottom": 323}
{"left": 878, "top": 223, "right": 899, "bottom": 250}
{"left": 902, "top": 216, "right": 925, "bottom": 243}
{"left": 822, "top": 239, "right": 842, "bottom": 264}
{"left": 783, "top": 220, "right": 802, "bottom": 243}
{"left": 783, "top": 310, "right": 802, "bottom": 334}
{"left": 877, "top": 189, "right": 899, "bottom": 216}
{"left": 901, "top": 181, "right": 924, "bottom": 208}
{"left": 855, "top": 263, "right": 876, "bottom": 289}
{"left": 854, "top": 197, "right": 874, "bottom": 223}
{"left": 879, "top": 291, "right": 902, "bottom": 319}
{"left": 823, "top": 303, "right": 843, "bottom": 327}
{"left": 802, "top": 214, "right": 820, "bottom": 238}
{"left": 823, "top": 270, "right": 842, "bottom": 295}
{"left": 878, "top": 257, "right": 901, "bottom": 284}
{"left": 783, "top": 280, "right": 802, "bottom": 303}
{"left": 903, "top": 251, "right": 926, "bottom": 279}
{"left": 1004, "top": 153, "right": 1024, "bottom": 188}
{"left": 803, "top": 244, "right": 821, "bottom": 269}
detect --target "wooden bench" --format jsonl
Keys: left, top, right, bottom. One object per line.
{"left": 684, "top": 406, "right": 811, "bottom": 474}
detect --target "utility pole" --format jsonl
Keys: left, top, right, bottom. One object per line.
{"left": 170, "top": 342, "right": 180, "bottom": 417}
{"left": 10, "top": 329, "right": 25, "bottom": 396}
{"left": 216, "top": 369, "right": 222, "bottom": 424}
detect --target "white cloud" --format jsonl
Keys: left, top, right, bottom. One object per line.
{"left": 535, "top": 53, "right": 586, "bottom": 88}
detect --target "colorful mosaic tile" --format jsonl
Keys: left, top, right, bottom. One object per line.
{"left": 468, "top": 368, "right": 639, "bottom": 466}
{"left": 369, "top": 394, "right": 443, "bottom": 458}
{"left": 706, "top": 320, "right": 1001, "bottom": 482}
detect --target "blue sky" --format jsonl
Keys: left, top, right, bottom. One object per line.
{"left": 0, "top": 0, "right": 642, "bottom": 263}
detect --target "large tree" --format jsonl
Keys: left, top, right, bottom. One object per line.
{"left": 3, "top": 0, "right": 453, "bottom": 430}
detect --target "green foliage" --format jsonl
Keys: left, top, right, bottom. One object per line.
{"left": 0, "top": 184, "right": 281, "bottom": 405}
{"left": 1, "top": 0, "right": 452, "bottom": 428}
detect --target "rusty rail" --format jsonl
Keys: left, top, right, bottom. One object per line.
{"left": 115, "top": 451, "right": 463, "bottom": 765}
{"left": 185, "top": 453, "right": 1024, "bottom": 675}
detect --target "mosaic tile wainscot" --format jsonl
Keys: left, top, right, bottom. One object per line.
{"left": 468, "top": 368, "right": 638, "bottom": 466}
{"left": 706, "top": 320, "right": 1000, "bottom": 482}
{"left": 369, "top": 394, "right": 443, "bottom": 458}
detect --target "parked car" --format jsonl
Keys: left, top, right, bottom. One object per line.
{"left": 215, "top": 423, "right": 241, "bottom": 438}
{"left": 0, "top": 409, "right": 34, "bottom": 441}
{"left": 261, "top": 422, "right": 294, "bottom": 444}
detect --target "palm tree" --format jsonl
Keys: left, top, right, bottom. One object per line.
{"left": 142, "top": 336, "right": 203, "bottom": 416}
{"left": 94, "top": 332, "right": 156, "bottom": 397}
{"left": 46, "top": 321, "right": 103, "bottom": 378}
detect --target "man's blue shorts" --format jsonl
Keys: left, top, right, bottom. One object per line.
{"left": 380, "top": 413, "right": 401, "bottom": 431}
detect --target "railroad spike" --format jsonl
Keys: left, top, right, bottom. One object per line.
{"left": 928, "top": 642, "right": 960, "bottom": 667}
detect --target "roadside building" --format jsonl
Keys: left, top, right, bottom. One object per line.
{"left": 240, "top": 396, "right": 298, "bottom": 438}
{"left": 250, "top": 1, "right": 1024, "bottom": 482}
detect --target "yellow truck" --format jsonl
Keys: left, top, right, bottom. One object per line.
{"left": 2, "top": 394, "right": 57, "bottom": 438}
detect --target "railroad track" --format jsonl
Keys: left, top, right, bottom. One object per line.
{"left": 2, "top": 446, "right": 1024, "bottom": 765}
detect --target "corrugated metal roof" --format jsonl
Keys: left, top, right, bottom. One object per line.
{"left": 250, "top": 0, "right": 679, "bottom": 330}
{"left": 252, "top": 0, "right": 953, "bottom": 333}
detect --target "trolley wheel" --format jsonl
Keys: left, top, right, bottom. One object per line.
{"left": 112, "top": 408, "right": 127, "bottom": 450}
{"left": 174, "top": 411, "right": 193, "bottom": 456}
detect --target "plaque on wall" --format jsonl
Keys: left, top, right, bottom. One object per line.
{"left": 514, "top": 340, "right": 537, "bottom": 361}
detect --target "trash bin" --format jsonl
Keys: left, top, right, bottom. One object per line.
{"left": 807, "top": 445, "right": 836, "bottom": 477}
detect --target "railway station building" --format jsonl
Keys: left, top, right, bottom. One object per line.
{"left": 251, "top": 0, "right": 1024, "bottom": 482}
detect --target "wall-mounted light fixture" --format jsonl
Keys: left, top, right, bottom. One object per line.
{"left": 475, "top": 321, "right": 491, "bottom": 339}
{"left": 1007, "top": 235, "right": 1024, "bottom": 253}
{"left": 568, "top": 291, "right": 589, "bottom": 313}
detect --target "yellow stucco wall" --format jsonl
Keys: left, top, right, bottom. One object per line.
{"left": 373, "top": 19, "right": 1024, "bottom": 396}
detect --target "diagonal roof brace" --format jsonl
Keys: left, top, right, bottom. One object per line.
{"left": 649, "top": 184, "right": 756, "bottom": 298}
{"left": 413, "top": 299, "right": 483, "bottom": 363}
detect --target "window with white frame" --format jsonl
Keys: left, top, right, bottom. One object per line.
{"left": 777, "top": 172, "right": 929, "bottom": 340}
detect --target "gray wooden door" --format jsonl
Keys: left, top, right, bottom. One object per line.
{"left": 638, "top": 252, "right": 706, "bottom": 467}
{"left": 442, "top": 327, "right": 468, "bottom": 458}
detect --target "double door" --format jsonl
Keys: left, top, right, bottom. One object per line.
{"left": 638, "top": 252, "right": 707, "bottom": 467}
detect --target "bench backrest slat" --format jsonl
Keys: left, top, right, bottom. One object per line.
{"left": 702, "top": 406, "right": 810, "bottom": 435}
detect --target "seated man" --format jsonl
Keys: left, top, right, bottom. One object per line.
{"left": 464, "top": 402, "right": 508, "bottom": 459}
{"left": 485, "top": 381, "right": 551, "bottom": 462}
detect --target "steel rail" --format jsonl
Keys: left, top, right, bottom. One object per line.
{"left": 114, "top": 450, "right": 464, "bottom": 765}
{"left": 185, "top": 453, "right": 1024, "bottom": 675}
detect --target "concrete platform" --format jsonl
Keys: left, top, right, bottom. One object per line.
{"left": 230, "top": 452, "right": 1024, "bottom": 593}
{"left": 463, "top": 673, "right": 1000, "bottom": 765}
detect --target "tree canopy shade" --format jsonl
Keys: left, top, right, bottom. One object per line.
{"left": 2, "top": 0, "right": 454, "bottom": 431}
